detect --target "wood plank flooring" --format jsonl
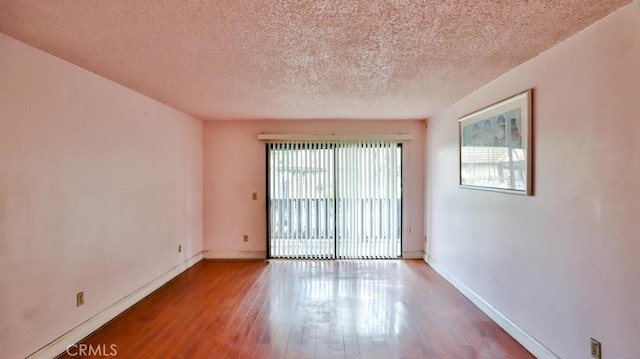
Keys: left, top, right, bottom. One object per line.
{"left": 59, "top": 260, "right": 534, "bottom": 358}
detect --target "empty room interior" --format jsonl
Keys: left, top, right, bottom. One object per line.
{"left": 1, "top": 1, "right": 639, "bottom": 358}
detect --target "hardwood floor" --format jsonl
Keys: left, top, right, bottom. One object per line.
{"left": 59, "top": 260, "right": 534, "bottom": 358}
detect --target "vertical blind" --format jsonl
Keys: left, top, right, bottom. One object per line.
{"left": 268, "top": 141, "right": 401, "bottom": 259}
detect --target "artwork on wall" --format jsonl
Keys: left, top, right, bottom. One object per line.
{"left": 459, "top": 90, "right": 532, "bottom": 195}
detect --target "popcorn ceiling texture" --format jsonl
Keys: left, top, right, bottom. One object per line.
{"left": 0, "top": 0, "right": 631, "bottom": 120}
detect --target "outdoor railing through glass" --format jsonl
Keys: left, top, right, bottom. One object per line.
{"left": 269, "top": 198, "right": 402, "bottom": 259}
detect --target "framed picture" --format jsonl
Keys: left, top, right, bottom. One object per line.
{"left": 459, "top": 89, "right": 532, "bottom": 195}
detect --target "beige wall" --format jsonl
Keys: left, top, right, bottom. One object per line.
{"left": 203, "top": 120, "right": 425, "bottom": 258}
{"left": 425, "top": 3, "right": 640, "bottom": 358}
{"left": 0, "top": 34, "right": 203, "bottom": 359}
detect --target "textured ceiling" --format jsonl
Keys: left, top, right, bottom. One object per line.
{"left": 0, "top": 1, "right": 631, "bottom": 120}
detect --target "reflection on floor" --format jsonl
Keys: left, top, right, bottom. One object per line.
{"left": 60, "top": 260, "right": 534, "bottom": 358}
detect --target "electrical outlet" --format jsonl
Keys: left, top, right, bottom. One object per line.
{"left": 408, "top": 226, "right": 412, "bottom": 234}
{"left": 77, "top": 291, "right": 84, "bottom": 307}
{"left": 178, "top": 244, "right": 182, "bottom": 253}
{"left": 591, "top": 338, "right": 601, "bottom": 359}
{"left": 252, "top": 192, "right": 258, "bottom": 200}
{"left": 243, "top": 235, "right": 248, "bottom": 242}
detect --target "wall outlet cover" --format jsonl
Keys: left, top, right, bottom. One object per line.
{"left": 591, "top": 338, "right": 601, "bottom": 359}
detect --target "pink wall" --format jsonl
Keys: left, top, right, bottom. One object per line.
{"left": 425, "top": 3, "right": 640, "bottom": 358}
{"left": 0, "top": 34, "right": 203, "bottom": 358}
{"left": 203, "top": 120, "right": 425, "bottom": 257}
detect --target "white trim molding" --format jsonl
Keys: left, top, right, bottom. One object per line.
{"left": 27, "top": 252, "right": 204, "bottom": 359}
{"left": 423, "top": 254, "right": 559, "bottom": 359}
{"left": 402, "top": 251, "right": 424, "bottom": 259}
{"left": 203, "top": 250, "right": 266, "bottom": 260}
{"left": 257, "top": 133, "right": 413, "bottom": 142}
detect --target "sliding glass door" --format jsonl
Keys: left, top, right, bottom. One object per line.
{"left": 268, "top": 141, "right": 401, "bottom": 259}
{"left": 268, "top": 143, "right": 336, "bottom": 259}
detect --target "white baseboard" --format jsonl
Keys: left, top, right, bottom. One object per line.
{"left": 423, "top": 254, "right": 559, "bottom": 359}
{"left": 27, "top": 252, "right": 204, "bottom": 359}
{"left": 203, "top": 250, "right": 266, "bottom": 260}
{"left": 402, "top": 251, "right": 424, "bottom": 259}
{"left": 203, "top": 250, "right": 419, "bottom": 260}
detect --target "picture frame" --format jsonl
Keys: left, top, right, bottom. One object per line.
{"left": 458, "top": 89, "right": 532, "bottom": 195}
